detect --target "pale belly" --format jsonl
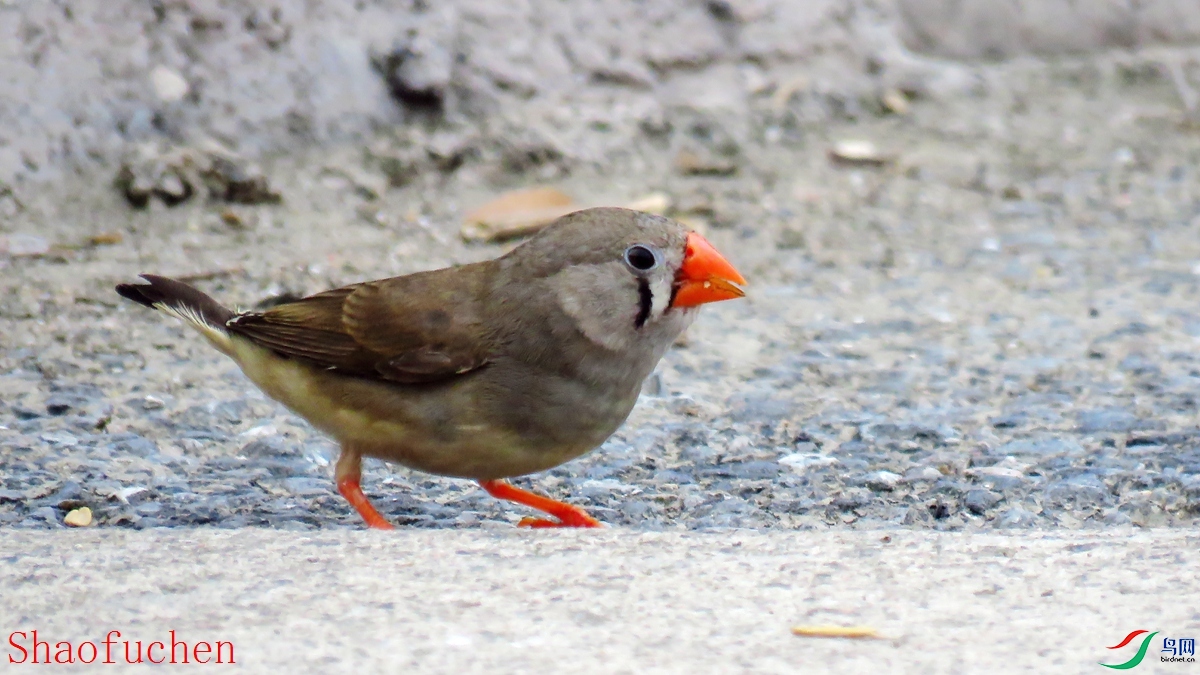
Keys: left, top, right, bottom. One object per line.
{"left": 230, "top": 338, "right": 634, "bottom": 479}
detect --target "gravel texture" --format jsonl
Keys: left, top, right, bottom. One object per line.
{"left": 4, "top": 10, "right": 1200, "bottom": 534}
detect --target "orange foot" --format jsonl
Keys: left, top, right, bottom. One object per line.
{"left": 478, "top": 480, "right": 602, "bottom": 528}
{"left": 337, "top": 477, "right": 395, "bottom": 530}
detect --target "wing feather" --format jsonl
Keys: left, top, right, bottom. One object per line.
{"left": 225, "top": 264, "right": 492, "bottom": 384}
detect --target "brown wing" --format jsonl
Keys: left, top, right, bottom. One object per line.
{"left": 226, "top": 264, "right": 492, "bottom": 384}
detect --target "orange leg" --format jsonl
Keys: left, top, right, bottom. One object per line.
{"left": 335, "top": 446, "right": 394, "bottom": 530}
{"left": 479, "top": 480, "right": 602, "bottom": 528}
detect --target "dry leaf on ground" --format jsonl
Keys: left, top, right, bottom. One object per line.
{"left": 626, "top": 192, "right": 672, "bottom": 215}
{"left": 791, "top": 625, "right": 881, "bottom": 639}
{"left": 64, "top": 507, "right": 93, "bottom": 527}
{"left": 461, "top": 187, "right": 577, "bottom": 242}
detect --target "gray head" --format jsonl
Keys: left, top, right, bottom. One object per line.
{"left": 501, "top": 207, "right": 745, "bottom": 354}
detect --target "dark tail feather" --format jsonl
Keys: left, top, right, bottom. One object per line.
{"left": 116, "top": 274, "right": 235, "bottom": 329}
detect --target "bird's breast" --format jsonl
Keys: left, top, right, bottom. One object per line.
{"left": 229, "top": 337, "right": 643, "bottom": 480}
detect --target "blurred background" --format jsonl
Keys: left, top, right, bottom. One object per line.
{"left": 2, "top": 0, "right": 1200, "bottom": 531}
{"left": 4, "top": 0, "right": 1200, "bottom": 186}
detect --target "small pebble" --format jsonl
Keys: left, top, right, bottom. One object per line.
{"left": 151, "top": 65, "right": 189, "bottom": 102}
{"left": 965, "top": 489, "right": 1002, "bottom": 515}
{"left": 828, "top": 140, "right": 892, "bottom": 167}
{"left": 866, "top": 471, "right": 902, "bottom": 491}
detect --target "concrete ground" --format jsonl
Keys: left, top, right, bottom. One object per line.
{"left": 3, "top": 528, "right": 1197, "bottom": 674}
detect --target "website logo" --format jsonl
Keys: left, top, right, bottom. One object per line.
{"left": 1101, "top": 630, "right": 1196, "bottom": 669}
{"left": 1102, "top": 630, "right": 1158, "bottom": 670}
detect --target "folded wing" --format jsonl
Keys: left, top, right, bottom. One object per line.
{"left": 227, "top": 264, "right": 492, "bottom": 384}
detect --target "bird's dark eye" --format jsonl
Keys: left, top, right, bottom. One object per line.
{"left": 624, "top": 245, "right": 658, "bottom": 272}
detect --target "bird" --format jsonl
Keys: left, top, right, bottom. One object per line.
{"left": 116, "top": 207, "right": 746, "bottom": 529}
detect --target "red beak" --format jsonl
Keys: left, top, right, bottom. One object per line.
{"left": 672, "top": 232, "right": 747, "bottom": 308}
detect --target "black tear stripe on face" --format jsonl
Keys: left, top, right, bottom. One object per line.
{"left": 635, "top": 278, "right": 652, "bottom": 328}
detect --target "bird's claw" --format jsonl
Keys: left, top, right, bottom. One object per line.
{"left": 517, "top": 512, "right": 602, "bottom": 528}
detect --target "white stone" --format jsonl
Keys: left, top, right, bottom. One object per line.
{"left": 151, "top": 65, "right": 189, "bottom": 103}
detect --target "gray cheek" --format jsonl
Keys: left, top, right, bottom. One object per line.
{"left": 554, "top": 267, "right": 641, "bottom": 352}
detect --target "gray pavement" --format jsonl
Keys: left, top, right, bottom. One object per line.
{"left": 3, "top": 528, "right": 1197, "bottom": 673}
